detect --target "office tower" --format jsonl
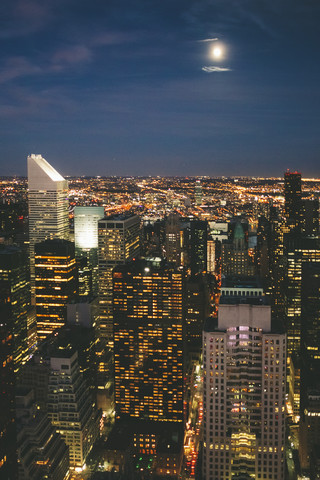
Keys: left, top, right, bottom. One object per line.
{"left": 0, "top": 282, "right": 17, "bottom": 480}
{"left": 301, "top": 199, "right": 319, "bottom": 236}
{"left": 194, "top": 180, "right": 202, "bottom": 206}
{"left": 203, "top": 302, "right": 286, "bottom": 480}
{"left": 35, "top": 239, "right": 78, "bottom": 339}
{"left": 301, "top": 262, "right": 320, "bottom": 383}
{"left": 98, "top": 214, "right": 140, "bottom": 343}
{"left": 185, "top": 274, "right": 210, "bottom": 362}
{"left": 190, "top": 219, "right": 208, "bottom": 275}
{"left": 221, "top": 221, "right": 255, "bottom": 276}
{"left": 284, "top": 170, "right": 302, "bottom": 231}
{"left": 165, "top": 213, "right": 181, "bottom": 266}
{"left": 28, "top": 154, "right": 69, "bottom": 301}
{"left": 47, "top": 350, "right": 100, "bottom": 470}
{"left": 0, "top": 245, "right": 29, "bottom": 371}
{"left": 299, "top": 388, "right": 320, "bottom": 473}
{"left": 284, "top": 234, "right": 320, "bottom": 355}
{"left": 74, "top": 206, "right": 104, "bottom": 296}
{"left": 16, "top": 387, "right": 69, "bottom": 480}
{"left": 113, "top": 259, "right": 185, "bottom": 424}
{"left": 207, "top": 235, "right": 216, "bottom": 274}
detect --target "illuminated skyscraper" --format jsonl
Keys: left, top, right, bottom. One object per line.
{"left": 284, "top": 234, "right": 320, "bottom": 355}
{"left": 113, "top": 259, "right": 184, "bottom": 423}
{"left": 221, "top": 221, "right": 255, "bottom": 276}
{"left": 203, "top": 302, "right": 286, "bottom": 480}
{"left": 74, "top": 206, "right": 104, "bottom": 297}
{"left": 165, "top": 213, "right": 181, "bottom": 266}
{"left": 0, "top": 245, "right": 29, "bottom": 371}
{"left": 47, "top": 350, "right": 100, "bottom": 470}
{"left": 98, "top": 214, "right": 140, "bottom": 343}
{"left": 194, "top": 180, "right": 203, "bottom": 206}
{"left": 35, "top": 239, "right": 77, "bottom": 339}
{"left": 28, "top": 154, "right": 69, "bottom": 301}
{"left": 74, "top": 206, "right": 104, "bottom": 251}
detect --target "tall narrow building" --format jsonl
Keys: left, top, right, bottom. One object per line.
{"left": 284, "top": 170, "right": 302, "bottom": 231}
{"left": 202, "top": 302, "right": 286, "bottom": 480}
{"left": 0, "top": 282, "right": 17, "bottom": 480}
{"left": 98, "top": 214, "right": 140, "bottom": 343}
{"left": 0, "top": 245, "right": 29, "bottom": 371}
{"left": 28, "top": 154, "right": 69, "bottom": 301}
{"left": 35, "top": 239, "right": 78, "bottom": 339}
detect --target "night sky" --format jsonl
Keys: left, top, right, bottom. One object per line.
{"left": 1, "top": 0, "right": 320, "bottom": 177}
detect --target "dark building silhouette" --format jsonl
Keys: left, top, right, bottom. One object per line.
{"left": 0, "top": 282, "right": 17, "bottom": 480}
{"left": 301, "top": 199, "right": 319, "bottom": 236}
{"left": 284, "top": 170, "right": 302, "bottom": 231}
{"left": 16, "top": 387, "right": 69, "bottom": 480}
{"left": 190, "top": 220, "right": 207, "bottom": 275}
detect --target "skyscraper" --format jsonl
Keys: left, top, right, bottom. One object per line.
{"left": 165, "top": 213, "right": 181, "bottom": 266}
{"left": 47, "top": 350, "right": 100, "bottom": 470}
{"left": 0, "top": 282, "right": 17, "bottom": 480}
{"left": 284, "top": 170, "right": 302, "bottom": 231}
{"left": 35, "top": 239, "right": 78, "bottom": 339}
{"left": 284, "top": 234, "right": 320, "bottom": 355}
{"left": 74, "top": 206, "right": 104, "bottom": 297}
{"left": 0, "top": 245, "right": 29, "bottom": 371}
{"left": 28, "top": 154, "right": 69, "bottom": 301}
{"left": 113, "top": 259, "right": 185, "bottom": 423}
{"left": 98, "top": 214, "right": 140, "bottom": 343}
{"left": 202, "top": 302, "right": 286, "bottom": 480}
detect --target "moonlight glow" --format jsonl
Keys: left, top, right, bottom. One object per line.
{"left": 211, "top": 44, "right": 225, "bottom": 60}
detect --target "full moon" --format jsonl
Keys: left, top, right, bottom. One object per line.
{"left": 212, "top": 46, "right": 223, "bottom": 59}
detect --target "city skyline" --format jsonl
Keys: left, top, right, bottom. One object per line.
{"left": 0, "top": 1, "right": 320, "bottom": 177}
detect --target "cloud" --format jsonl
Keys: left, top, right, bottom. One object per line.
{"left": 202, "top": 66, "right": 231, "bottom": 72}
{"left": 52, "top": 45, "right": 92, "bottom": 67}
{"left": 0, "top": 57, "right": 42, "bottom": 84}
{"left": 198, "top": 37, "right": 219, "bottom": 42}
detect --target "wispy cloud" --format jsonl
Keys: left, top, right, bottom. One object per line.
{"left": 0, "top": 57, "right": 42, "bottom": 84}
{"left": 197, "top": 37, "right": 219, "bottom": 42}
{"left": 202, "top": 66, "right": 231, "bottom": 72}
{"left": 51, "top": 45, "right": 92, "bottom": 68}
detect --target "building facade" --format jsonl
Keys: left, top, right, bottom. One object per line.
{"left": 202, "top": 303, "right": 286, "bottom": 480}
{"left": 98, "top": 214, "right": 140, "bottom": 343}
{"left": 28, "top": 154, "right": 69, "bottom": 301}
{"left": 35, "top": 239, "right": 78, "bottom": 339}
{"left": 113, "top": 259, "right": 185, "bottom": 423}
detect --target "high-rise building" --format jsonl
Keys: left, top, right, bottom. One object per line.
{"left": 0, "top": 245, "right": 29, "bottom": 371}
{"left": 194, "top": 180, "right": 203, "bottom": 206}
{"left": 35, "top": 239, "right": 78, "bottom": 339}
{"left": 202, "top": 302, "right": 286, "bottom": 480}
{"left": 185, "top": 274, "right": 210, "bottom": 362}
{"left": 301, "top": 199, "right": 319, "bottom": 236}
{"left": 113, "top": 259, "right": 185, "bottom": 424}
{"left": 98, "top": 214, "right": 140, "bottom": 343}
{"left": 284, "top": 170, "right": 302, "bottom": 231}
{"left": 165, "top": 213, "right": 181, "bottom": 266}
{"left": 284, "top": 234, "right": 320, "bottom": 355}
{"left": 301, "top": 262, "right": 320, "bottom": 383}
{"left": 28, "top": 154, "right": 69, "bottom": 301}
{"left": 74, "top": 206, "right": 104, "bottom": 297}
{"left": 190, "top": 220, "right": 207, "bottom": 275}
{"left": 0, "top": 282, "right": 17, "bottom": 480}
{"left": 16, "top": 387, "right": 69, "bottom": 480}
{"left": 47, "top": 350, "right": 100, "bottom": 470}
{"left": 221, "top": 221, "right": 255, "bottom": 277}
